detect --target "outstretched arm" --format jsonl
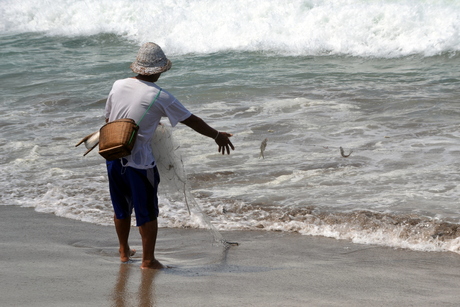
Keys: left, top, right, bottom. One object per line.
{"left": 180, "top": 114, "right": 235, "bottom": 155}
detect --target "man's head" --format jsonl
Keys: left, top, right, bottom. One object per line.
{"left": 130, "top": 42, "right": 172, "bottom": 75}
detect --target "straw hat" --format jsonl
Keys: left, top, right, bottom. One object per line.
{"left": 130, "top": 42, "right": 172, "bottom": 75}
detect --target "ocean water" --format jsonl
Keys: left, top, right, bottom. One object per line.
{"left": 2, "top": 0, "right": 460, "bottom": 253}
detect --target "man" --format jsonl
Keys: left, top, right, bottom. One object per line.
{"left": 105, "top": 42, "right": 234, "bottom": 269}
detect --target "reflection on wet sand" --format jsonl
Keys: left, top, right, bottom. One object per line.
{"left": 111, "top": 263, "right": 159, "bottom": 307}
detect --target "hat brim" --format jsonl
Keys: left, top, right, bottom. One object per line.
{"left": 130, "top": 59, "right": 172, "bottom": 75}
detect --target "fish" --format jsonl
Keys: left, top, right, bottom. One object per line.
{"left": 75, "top": 131, "right": 100, "bottom": 156}
{"left": 259, "top": 138, "right": 268, "bottom": 159}
{"left": 340, "top": 146, "right": 353, "bottom": 158}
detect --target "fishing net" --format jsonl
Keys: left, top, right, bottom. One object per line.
{"left": 151, "top": 123, "right": 236, "bottom": 246}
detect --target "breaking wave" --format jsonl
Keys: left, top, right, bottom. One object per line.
{"left": 1, "top": 0, "right": 460, "bottom": 57}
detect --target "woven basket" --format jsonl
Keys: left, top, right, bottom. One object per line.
{"left": 98, "top": 118, "right": 139, "bottom": 160}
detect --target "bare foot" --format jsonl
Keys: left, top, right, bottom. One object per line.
{"left": 140, "top": 259, "right": 165, "bottom": 270}
{"left": 119, "top": 248, "right": 136, "bottom": 263}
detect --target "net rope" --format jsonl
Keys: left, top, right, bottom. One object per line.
{"left": 151, "top": 124, "right": 237, "bottom": 247}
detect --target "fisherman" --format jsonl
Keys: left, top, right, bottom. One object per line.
{"left": 104, "top": 42, "right": 234, "bottom": 269}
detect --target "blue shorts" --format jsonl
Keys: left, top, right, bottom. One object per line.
{"left": 106, "top": 159, "right": 160, "bottom": 226}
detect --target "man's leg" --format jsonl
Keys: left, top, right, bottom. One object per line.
{"left": 114, "top": 215, "right": 135, "bottom": 262}
{"left": 138, "top": 219, "right": 164, "bottom": 269}
{"left": 107, "top": 160, "right": 136, "bottom": 263}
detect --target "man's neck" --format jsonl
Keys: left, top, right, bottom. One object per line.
{"left": 135, "top": 73, "right": 161, "bottom": 83}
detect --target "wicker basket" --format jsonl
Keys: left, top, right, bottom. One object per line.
{"left": 98, "top": 118, "right": 139, "bottom": 160}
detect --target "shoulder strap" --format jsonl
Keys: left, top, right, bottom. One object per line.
{"left": 127, "top": 89, "right": 162, "bottom": 144}
{"left": 137, "top": 89, "right": 162, "bottom": 126}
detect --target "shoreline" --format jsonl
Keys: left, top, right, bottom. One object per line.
{"left": 2, "top": 205, "right": 460, "bottom": 306}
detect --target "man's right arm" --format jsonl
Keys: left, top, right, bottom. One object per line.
{"left": 180, "top": 114, "right": 235, "bottom": 155}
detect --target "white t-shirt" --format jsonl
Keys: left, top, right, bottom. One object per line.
{"left": 105, "top": 78, "right": 192, "bottom": 169}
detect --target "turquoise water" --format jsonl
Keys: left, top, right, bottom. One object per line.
{"left": 2, "top": 0, "right": 460, "bottom": 253}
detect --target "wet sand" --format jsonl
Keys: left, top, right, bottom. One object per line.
{"left": 2, "top": 205, "right": 460, "bottom": 306}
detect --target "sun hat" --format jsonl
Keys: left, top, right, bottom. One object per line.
{"left": 130, "top": 42, "right": 172, "bottom": 75}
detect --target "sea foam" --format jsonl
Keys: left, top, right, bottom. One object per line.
{"left": 1, "top": 0, "right": 459, "bottom": 57}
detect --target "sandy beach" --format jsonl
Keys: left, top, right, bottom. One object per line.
{"left": 1, "top": 205, "right": 460, "bottom": 307}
